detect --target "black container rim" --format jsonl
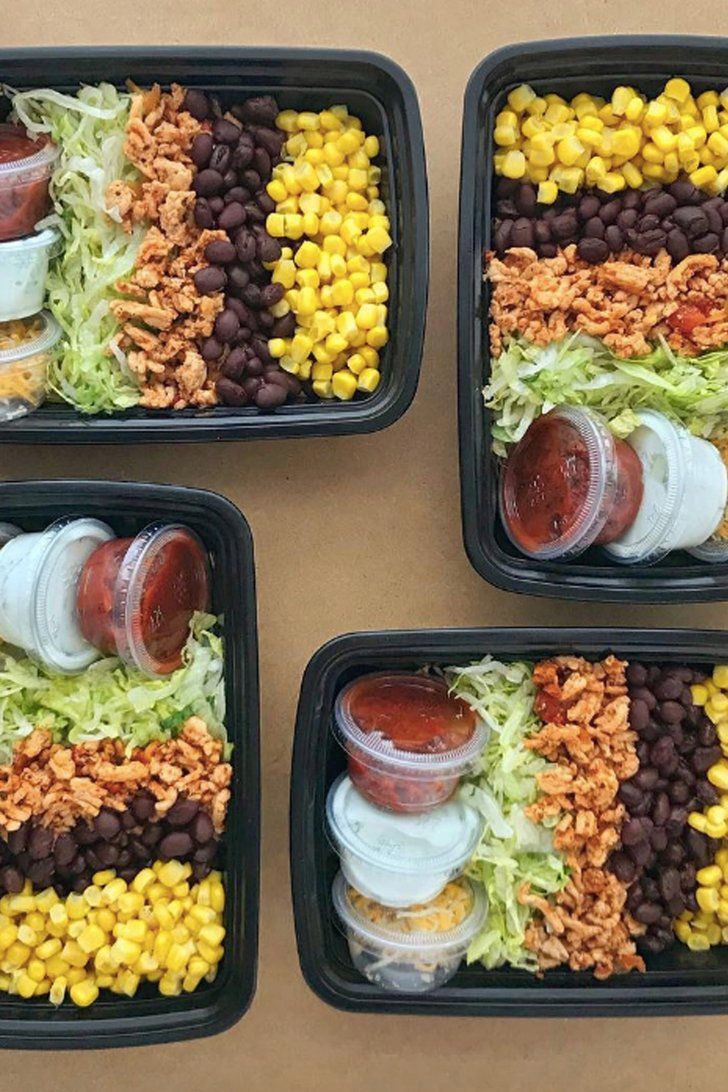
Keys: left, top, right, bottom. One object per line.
{"left": 0, "top": 479, "right": 260, "bottom": 1048}
{"left": 0, "top": 45, "right": 428, "bottom": 443}
{"left": 291, "top": 625, "right": 728, "bottom": 1017}
{"left": 457, "top": 34, "right": 728, "bottom": 603}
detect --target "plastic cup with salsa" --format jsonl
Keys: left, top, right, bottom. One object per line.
{"left": 499, "top": 405, "right": 644, "bottom": 562}
{"left": 0, "top": 125, "right": 58, "bottom": 243}
{"left": 334, "top": 673, "right": 488, "bottom": 812}
{"left": 76, "top": 523, "right": 211, "bottom": 677}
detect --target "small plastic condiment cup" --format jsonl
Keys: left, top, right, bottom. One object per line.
{"left": 334, "top": 673, "right": 489, "bottom": 812}
{"left": 0, "top": 126, "right": 58, "bottom": 243}
{"left": 0, "top": 311, "right": 61, "bottom": 421}
{"left": 0, "top": 229, "right": 61, "bottom": 323}
{"left": 76, "top": 523, "right": 211, "bottom": 677}
{"left": 332, "top": 871, "right": 487, "bottom": 993}
{"left": 500, "top": 405, "right": 643, "bottom": 561}
{"left": 326, "top": 774, "right": 484, "bottom": 909}
{"left": 0, "top": 516, "right": 114, "bottom": 673}
{"left": 604, "top": 411, "right": 728, "bottom": 566}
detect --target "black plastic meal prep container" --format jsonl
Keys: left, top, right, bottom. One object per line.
{"left": 0, "top": 479, "right": 259, "bottom": 1048}
{"left": 291, "top": 625, "right": 728, "bottom": 1017}
{"left": 458, "top": 35, "right": 728, "bottom": 603}
{"left": 0, "top": 46, "right": 428, "bottom": 444}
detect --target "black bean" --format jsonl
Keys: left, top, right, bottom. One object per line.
{"left": 141, "top": 824, "right": 162, "bottom": 848}
{"left": 215, "top": 308, "right": 240, "bottom": 344}
{"left": 191, "top": 133, "right": 214, "bottom": 169}
{"left": 228, "top": 265, "right": 251, "bottom": 291}
{"left": 165, "top": 797, "right": 200, "bottom": 828}
{"left": 659, "top": 700, "right": 686, "bottom": 724}
{"left": 255, "top": 383, "right": 288, "bottom": 409}
{"left": 668, "top": 781, "right": 690, "bottom": 804}
{"left": 253, "top": 126, "right": 286, "bottom": 160}
{"left": 28, "top": 826, "right": 53, "bottom": 860}
{"left": 621, "top": 817, "right": 645, "bottom": 846}
{"left": 598, "top": 200, "right": 621, "bottom": 225}
{"left": 129, "top": 838, "right": 151, "bottom": 862}
{"left": 635, "top": 766, "right": 660, "bottom": 791}
{"left": 253, "top": 146, "right": 271, "bottom": 178}
{"left": 205, "top": 238, "right": 237, "bottom": 267}
{"left": 242, "top": 169, "right": 261, "bottom": 193}
{"left": 208, "top": 196, "right": 224, "bottom": 215}
{"left": 213, "top": 117, "right": 242, "bottom": 145}
{"left": 696, "top": 780, "right": 719, "bottom": 806}
{"left": 643, "top": 191, "right": 677, "bottom": 219}
{"left": 6, "top": 826, "right": 27, "bottom": 856}
{"left": 158, "top": 832, "right": 194, "bottom": 860}
{"left": 271, "top": 313, "right": 296, "bottom": 340}
{"left": 194, "top": 267, "right": 227, "bottom": 296}
{"left": 94, "top": 842, "right": 118, "bottom": 867}
{"left": 235, "top": 228, "right": 257, "bottom": 264}
{"left": 617, "top": 208, "right": 639, "bottom": 230}
{"left": 121, "top": 811, "right": 138, "bottom": 831}
{"left": 201, "top": 336, "right": 224, "bottom": 362}
{"left": 241, "top": 284, "right": 262, "bottom": 309}
{"left": 629, "top": 840, "right": 653, "bottom": 867}
{"left": 93, "top": 808, "right": 121, "bottom": 841}
{"left": 193, "top": 840, "right": 219, "bottom": 864}
{"left": 650, "top": 826, "right": 668, "bottom": 852}
{"left": 583, "top": 216, "right": 605, "bottom": 239}
{"left": 652, "top": 792, "right": 671, "bottom": 826}
{"left": 634, "top": 902, "right": 662, "bottom": 925}
{"left": 639, "top": 214, "right": 661, "bottom": 233}
{"left": 218, "top": 202, "right": 247, "bottom": 232}
{"left": 664, "top": 228, "right": 690, "bottom": 262}
{"left": 85, "top": 849, "right": 103, "bottom": 872}
{"left": 665, "top": 805, "right": 688, "bottom": 837}
{"left": 654, "top": 676, "right": 683, "bottom": 702}
{"left": 209, "top": 144, "right": 231, "bottom": 175}
{"left": 71, "top": 873, "right": 92, "bottom": 894}
{"left": 510, "top": 218, "right": 534, "bottom": 248}
{"left": 685, "top": 828, "right": 712, "bottom": 867}
{"left": 666, "top": 895, "right": 685, "bottom": 919}
{"left": 577, "top": 237, "right": 609, "bottom": 263}
{"left": 630, "top": 698, "right": 650, "bottom": 732}
{"left": 256, "top": 233, "right": 283, "bottom": 263}
{"left": 636, "top": 228, "right": 667, "bottom": 257}
{"left": 577, "top": 194, "right": 600, "bottom": 221}
{"left": 52, "top": 833, "right": 76, "bottom": 867}
{"left": 693, "top": 232, "right": 720, "bottom": 254}
{"left": 538, "top": 243, "right": 558, "bottom": 258}
{"left": 673, "top": 206, "right": 709, "bottom": 238}
{"left": 627, "top": 663, "right": 648, "bottom": 687}
{"left": 233, "top": 96, "right": 279, "bottom": 126}
{"left": 194, "top": 169, "right": 224, "bottom": 198}
{"left": 680, "top": 862, "right": 697, "bottom": 891}
{"left": 659, "top": 865, "right": 681, "bottom": 902}
{"left": 610, "top": 851, "right": 637, "bottom": 884}
{"left": 182, "top": 89, "right": 211, "bottom": 121}
{"left": 693, "top": 745, "right": 723, "bottom": 773}
{"left": 697, "top": 721, "right": 718, "bottom": 748}
{"left": 632, "top": 687, "right": 657, "bottom": 710}
{"left": 0, "top": 866, "right": 23, "bottom": 894}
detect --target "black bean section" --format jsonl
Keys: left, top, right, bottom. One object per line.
{"left": 492, "top": 175, "right": 728, "bottom": 260}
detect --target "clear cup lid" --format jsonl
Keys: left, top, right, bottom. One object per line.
{"left": 31, "top": 516, "right": 115, "bottom": 674}
{"left": 326, "top": 774, "right": 484, "bottom": 875}
{"left": 500, "top": 405, "right": 619, "bottom": 561}
{"left": 0, "top": 125, "right": 59, "bottom": 177}
{"left": 335, "top": 672, "right": 488, "bottom": 774}
{"left": 332, "top": 871, "right": 487, "bottom": 953}
{"left": 112, "top": 523, "right": 211, "bottom": 677}
{"left": 0, "top": 523, "right": 21, "bottom": 548}
{"left": 602, "top": 410, "right": 686, "bottom": 566}
{"left": 0, "top": 310, "right": 61, "bottom": 366}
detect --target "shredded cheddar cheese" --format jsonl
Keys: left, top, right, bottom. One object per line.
{"left": 349, "top": 881, "right": 472, "bottom": 935}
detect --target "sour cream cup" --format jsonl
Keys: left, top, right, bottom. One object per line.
{"left": 0, "top": 229, "right": 61, "bottom": 322}
{"left": 326, "top": 774, "right": 484, "bottom": 908}
{"left": 603, "top": 411, "right": 728, "bottom": 566}
{"left": 0, "top": 517, "right": 114, "bottom": 673}
{"left": 332, "top": 871, "right": 487, "bottom": 993}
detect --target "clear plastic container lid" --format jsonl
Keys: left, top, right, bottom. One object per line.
{"left": 0, "top": 523, "right": 21, "bottom": 548}
{"left": 31, "top": 516, "right": 115, "bottom": 674}
{"left": 603, "top": 411, "right": 684, "bottom": 565}
{"left": 0, "top": 126, "right": 59, "bottom": 181}
{"left": 0, "top": 309, "right": 61, "bottom": 366}
{"left": 0, "top": 228, "right": 61, "bottom": 259}
{"left": 112, "top": 523, "right": 211, "bottom": 677}
{"left": 500, "top": 405, "right": 623, "bottom": 561}
{"left": 332, "top": 871, "right": 487, "bottom": 954}
{"left": 326, "top": 774, "right": 483, "bottom": 875}
{"left": 335, "top": 672, "right": 488, "bottom": 776}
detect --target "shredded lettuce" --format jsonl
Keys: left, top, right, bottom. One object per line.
{"left": 446, "top": 657, "right": 567, "bottom": 971}
{"left": 7, "top": 83, "right": 142, "bottom": 414}
{"left": 484, "top": 333, "right": 728, "bottom": 455}
{"left": 0, "top": 613, "right": 225, "bottom": 762}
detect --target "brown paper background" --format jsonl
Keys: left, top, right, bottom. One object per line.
{"left": 4, "top": 4, "right": 728, "bottom": 1087}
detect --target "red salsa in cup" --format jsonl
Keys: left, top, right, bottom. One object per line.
{"left": 500, "top": 407, "right": 643, "bottom": 560}
{"left": 77, "top": 525, "right": 211, "bottom": 676}
{"left": 335, "top": 674, "right": 485, "bottom": 812}
{"left": 0, "top": 126, "right": 57, "bottom": 242}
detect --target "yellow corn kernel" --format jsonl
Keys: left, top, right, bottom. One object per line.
{"left": 704, "top": 104, "right": 720, "bottom": 133}
{"left": 674, "top": 920, "right": 692, "bottom": 944}
{"left": 506, "top": 84, "right": 535, "bottom": 113}
{"left": 708, "top": 805, "right": 727, "bottom": 826}
{"left": 110, "top": 938, "right": 141, "bottom": 967}
{"left": 49, "top": 976, "right": 67, "bottom": 1006}
{"left": 618, "top": 161, "right": 642, "bottom": 189}
{"left": 60, "top": 942, "right": 87, "bottom": 970}
{"left": 34, "top": 889, "right": 58, "bottom": 914}
{"left": 708, "top": 763, "right": 728, "bottom": 790}
{"left": 78, "top": 924, "right": 106, "bottom": 954}
{"left": 712, "top": 665, "right": 728, "bottom": 689}
{"left": 500, "top": 150, "right": 526, "bottom": 180}
{"left": 70, "top": 980, "right": 99, "bottom": 1008}
{"left": 707, "top": 922, "right": 722, "bottom": 945}
{"left": 311, "top": 378, "right": 333, "bottom": 399}
{"left": 354, "top": 303, "right": 378, "bottom": 331}
{"left": 357, "top": 367, "right": 381, "bottom": 393}
{"left": 553, "top": 135, "right": 582, "bottom": 167}
{"left": 494, "top": 125, "right": 517, "bottom": 147}
{"left": 329, "top": 370, "right": 356, "bottom": 400}
{"left": 276, "top": 109, "right": 299, "bottom": 133}
{"left": 697, "top": 865, "right": 723, "bottom": 888}
{"left": 311, "top": 362, "right": 332, "bottom": 382}
{"left": 66, "top": 967, "right": 86, "bottom": 986}
{"left": 644, "top": 100, "right": 668, "bottom": 126}
{"left": 698, "top": 885, "right": 721, "bottom": 915}
{"left": 16, "top": 924, "right": 36, "bottom": 948}
{"left": 153, "top": 931, "right": 173, "bottom": 967}
{"left": 665, "top": 78, "right": 691, "bottom": 103}
{"left": 102, "top": 878, "right": 127, "bottom": 906}
{"left": 688, "top": 811, "right": 708, "bottom": 833}
{"left": 35, "top": 937, "right": 61, "bottom": 961}
{"left": 687, "top": 931, "right": 712, "bottom": 951}
{"left": 708, "top": 130, "right": 728, "bottom": 159}
{"left": 289, "top": 334, "right": 312, "bottom": 364}
{"left": 611, "top": 127, "right": 642, "bottom": 158}
{"left": 266, "top": 213, "right": 286, "bottom": 239}
{"left": 707, "top": 820, "right": 728, "bottom": 839}
{"left": 157, "top": 973, "right": 181, "bottom": 997}
{"left": 651, "top": 125, "right": 677, "bottom": 154}
{"left": 295, "top": 287, "right": 319, "bottom": 316}
{"left": 692, "top": 683, "right": 710, "bottom": 706}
